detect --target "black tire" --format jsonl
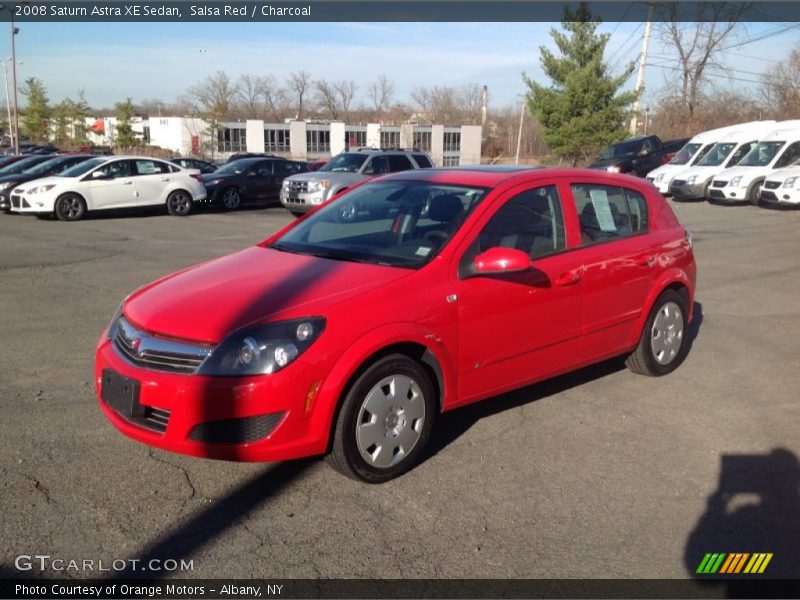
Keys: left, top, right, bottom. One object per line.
{"left": 166, "top": 189, "right": 194, "bottom": 216}
{"left": 290, "top": 211, "right": 305, "bottom": 218}
{"left": 626, "top": 289, "right": 689, "bottom": 376}
{"left": 747, "top": 180, "right": 763, "bottom": 206}
{"left": 219, "top": 187, "right": 241, "bottom": 211}
{"left": 327, "top": 354, "right": 437, "bottom": 483}
{"left": 54, "top": 193, "right": 87, "bottom": 222}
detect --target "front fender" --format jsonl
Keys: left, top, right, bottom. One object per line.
{"left": 308, "top": 322, "right": 458, "bottom": 449}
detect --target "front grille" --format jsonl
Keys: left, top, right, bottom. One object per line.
{"left": 188, "top": 412, "right": 286, "bottom": 444}
{"left": 10, "top": 195, "right": 28, "bottom": 209}
{"left": 142, "top": 406, "right": 171, "bottom": 433}
{"left": 286, "top": 180, "right": 309, "bottom": 193}
{"left": 284, "top": 196, "right": 305, "bottom": 205}
{"left": 760, "top": 191, "right": 778, "bottom": 201}
{"left": 671, "top": 179, "right": 686, "bottom": 187}
{"left": 709, "top": 189, "right": 726, "bottom": 199}
{"left": 764, "top": 181, "right": 781, "bottom": 190}
{"left": 113, "top": 317, "right": 212, "bottom": 374}
{"left": 711, "top": 180, "right": 728, "bottom": 188}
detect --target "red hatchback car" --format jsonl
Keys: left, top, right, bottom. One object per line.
{"left": 95, "top": 167, "right": 696, "bottom": 482}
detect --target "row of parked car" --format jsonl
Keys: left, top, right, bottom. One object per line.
{"left": 1, "top": 147, "right": 438, "bottom": 221}
{"left": 643, "top": 120, "right": 800, "bottom": 208}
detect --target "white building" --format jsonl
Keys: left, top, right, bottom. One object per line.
{"left": 147, "top": 118, "right": 482, "bottom": 166}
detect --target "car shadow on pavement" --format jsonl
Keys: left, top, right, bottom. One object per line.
{"left": 426, "top": 356, "right": 628, "bottom": 460}
{"left": 686, "top": 301, "right": 704, "bottom": 354}
{"left": 108, "top": 459, "right": 315, "bottom": 580}
{"left": 683, "top": 448, "right": 800, "bottom": 597}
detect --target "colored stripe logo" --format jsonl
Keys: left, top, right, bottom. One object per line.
{"left": 696, "top": 553, "right": 773, "bottom": 574}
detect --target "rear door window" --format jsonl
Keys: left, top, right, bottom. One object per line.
{"left": 570, "top": 184, "right": 649, "bottom": 245}
{"left": 412, "top": 154, "right": 433, "bottom": 168}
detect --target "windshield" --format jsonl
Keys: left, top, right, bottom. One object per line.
{"left": 668, "top": 143, "right": 702, "bottom": 165}
{"left": 0, "top": 156, "right": 46, "bottom": 174}
{"left": 598, "top": 141, "right": 638, "bottom": 161}
{"left": 25, "top": 157, "right": 76, "bottom": 175}
{"left": 318, "top": 153, "right": 368, "bottom": 173}
{"left": 697, "top": 143, "right": 736, "bottom": 167}
{"left": 215, "top": 161, "right": 249, "bottom": 175}
{"left": 61, "top": 157, "right": 108, "bottom": 177}
{"left": 270, "top": 181, "right": 489, "bottom": 268}
{"left": 738, "top": 141, "right": 785, "bottom": 167}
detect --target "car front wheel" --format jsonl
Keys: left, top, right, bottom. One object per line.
{"left": 626, "top": 289, "right": 689, "bottom": 376}
{"left": 327, "top": 354, "right": 436, "bottom": 483}
{"left": 55, "top": 193, "right": 87, "bottom": 221}
{"left": 220, "top": 188, "right": 241, "bottom": 211}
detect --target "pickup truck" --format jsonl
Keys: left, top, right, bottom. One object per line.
{"left": 589, "top": 135, "right": 690, "bottom": 177}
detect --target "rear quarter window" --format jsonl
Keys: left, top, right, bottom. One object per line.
{"left": 412, "top": 154, "right": 433, "bottom": 168}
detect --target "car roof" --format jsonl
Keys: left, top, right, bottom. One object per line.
{"left": 374, "top": 166, "right": 643, "bottom": 187}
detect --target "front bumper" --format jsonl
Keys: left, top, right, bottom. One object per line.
{"left": 669, "top": 181, "right": 706, "bottom": 202}
{"left": 706, "top": 186, "right": 751, "bottom": 205}
{"left": 279, "top": 189, "right": 327, "bottom": 213}
{"left": 95, "top": 334, "right": 332, "bottom": 462}
{"left": 647, "top": 177, "right": 670, "bottom": 194}
{"left": 758, "top": 189, "right": 800, "bottom": 209}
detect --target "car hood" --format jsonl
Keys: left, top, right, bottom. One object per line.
{"left": 715, "top": 165, "right": 768, "bottom": 181}
{"left": 674, "top": 165, "right": 719, "bottom": 180}
{"left": 123, "top": 245, "right": 411, "bottom": 344}
{"left": 764, "top": 166, "right": 800, "bottom": 182}
{"left": 200, "top": 172, "right": 237, "bottom": 184}
{"left": 11, "top": 175, "right": 69, "bottom": 191}
{"left": 0, "top": 173, "right": 33, "bottom": 186}
{"left": 287, "top": 171, "right": 364, "bottom": 184}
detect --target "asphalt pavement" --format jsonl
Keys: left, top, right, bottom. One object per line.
{"left": 0, "top": 200, "right": 798, "bottom": 583}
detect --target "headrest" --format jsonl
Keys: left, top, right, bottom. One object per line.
{"left": 428, "top": 194, "right": 463, "bottom": 223}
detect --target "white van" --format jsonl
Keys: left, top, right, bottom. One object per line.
{"left": 646, "top": 122, "right": 770, "bottom": 194}
{"left": 668, "top": 125, "right": 769, "bottom": 201}
{"left": 758, "top": 161, "right": 800, "bottom": 208}
{"left": 707, "top": 127, "right": 800, "bottom": 205}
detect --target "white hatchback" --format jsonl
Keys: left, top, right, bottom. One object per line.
{"left": 9, "top": 155, "right": 207, "bottom": 221}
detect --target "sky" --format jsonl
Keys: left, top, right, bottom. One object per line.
{"left": 4, "top": 19, "right": 799, "bottom": 114}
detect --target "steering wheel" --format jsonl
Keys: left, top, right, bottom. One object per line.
{"left": 423, "top": 230, "right": 449, "bottom": 246}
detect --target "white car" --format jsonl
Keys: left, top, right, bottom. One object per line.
{"left": 759, "top": 165, "right": 800, "bottom": 208}
{"left": 9, "top": 155, "right": 207, "bottom": 221}
{"left": 707, "top": 127, "right": 800, "bottom": 205}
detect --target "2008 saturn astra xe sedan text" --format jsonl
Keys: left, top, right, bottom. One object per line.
{"left": 95, "top": 167, "right": 697, "bottom": 482}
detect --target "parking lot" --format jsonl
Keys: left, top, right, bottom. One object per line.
{"left": 1, "top": 199, "right": 798, "bottom": 582}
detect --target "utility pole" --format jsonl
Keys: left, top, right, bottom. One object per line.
{"left": 630, "top": 3, "right": 654, "bottom": 135}
{"left": 515, "top": 96, "right": 525, "bottom": 165}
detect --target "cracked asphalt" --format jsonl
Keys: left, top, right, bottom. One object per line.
{"left": 1, "top": 200, "right": 798, "bottom": 581}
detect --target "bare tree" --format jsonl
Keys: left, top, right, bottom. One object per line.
{"left": 187, "top": 71, "right": 239, "bottom": 122}
{"left": 367, "top": 74, "right": 394, "bottom": 116}
{"left": 656, "top": 3, "right": 748, "bottom": 118}
{"left": 314, "top": 79, "right": 339, "bottom": 119}
{"left": 255, "top": 75, "right": 288, "bottom": 121}
{"left": 235, "top": 74, "right": 264, "bottom": 119}
{"left": 761, "top": 43, "right": 800, "bottom": 117}
{"left": 287, "top": 70, "right": 313, "bottom": 119}
{"left": 336, "top": 79, "right": 357, "bottom": 120}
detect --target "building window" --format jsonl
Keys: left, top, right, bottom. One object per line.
{"left": 307, "top": 128, "right": 330, "bottom": 154}
{"left": 346, "top": 128, "right": 367, "bottom": 149}
{"left": 442, "top": 155, "right": 460, "bottom": 167}
{"left": 217, "top": 127, "right": 247, "bottom": 153}
{"left": 265, "top": 127, "right": 290, "bottom": 153}
{"left": 380, "top": 130, "right": 400, "bottom": 149}
{"left": 413, "top": 130, "right": 432, "bottom": 152}
{"left": 444, "top": 131, "right": 461, "bottom": 153}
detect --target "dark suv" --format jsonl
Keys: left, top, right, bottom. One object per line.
{"left": 200, "top": 157, "right": 308, "bottom": 210}
{"left": 280, "top": 148, "right": 434, "bottom": 216}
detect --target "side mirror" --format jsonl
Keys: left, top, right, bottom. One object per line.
{"left": 91, "top": 170, "right": 108, "bottom": 180}
{"left": 473, "top": 247, "right": 531, "bottom": 275}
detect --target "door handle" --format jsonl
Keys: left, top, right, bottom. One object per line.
{"left": 122, "top": 180, "right": 133, "bottom": 185}
{"left": 160, "top": 177, "right": 170, "bottom": 182}
{"left": 634, "top": 255, "right": 656, "bottom": 267}
{"left": 554, "top": 271, "right": 581, "bottom": 286}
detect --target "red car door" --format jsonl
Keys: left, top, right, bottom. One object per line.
{"left": 452, "top": 183, "right": 584, "bottom": 406}
{"left": 565, "top": 181, "right": 659, "bottom": 362}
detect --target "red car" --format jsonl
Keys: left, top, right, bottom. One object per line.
{"left": 95, "top": 167, "right": 696, "bottom": 482}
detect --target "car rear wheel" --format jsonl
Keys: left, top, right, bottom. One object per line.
{"left": 55, "top": 193, "right": 87, "bottom": 221}
{"left": 327, "top": 354, "right": 436, "bottom": 483}
{"left": 166, "top": 190, "right": 193, "bottom": 216}
{"left": 626, "top": 289, "right": 689, "bottom": 376}
{"left": 220, "top": 188, "right": 241, "bottom": 211}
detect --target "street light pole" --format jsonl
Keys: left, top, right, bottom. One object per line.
{"left": 1, "top": 59, "right": 12, "bottom": 149}
{"left": 0, "top": 4, "right": 20, "bottom": 154}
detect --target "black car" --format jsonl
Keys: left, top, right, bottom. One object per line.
{"left": 226, "top": 152, "right": 277, "bottom": 163}
{"left": 0, "top": 154, "right": 94, "bottom": 212}
{"left": 201, "top": 157, "right": 308, "bottom": 210}
{"left": 169, "top": 157, "right": 218, "bottom": 174}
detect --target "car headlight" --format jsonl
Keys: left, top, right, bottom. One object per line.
{"left": 308, "top": 180, "right": 330, "bottom": 193}
{"left": 606, "top": 165, "right": 621, "bottom": 174}
{"left": 783, "top": 177, "right": 797, "bottom": 188}
{"left": 686, "top": 175, "right": 697, "bottom": 185}
{"left": 196, "top": 317, "right": 326, "bottom": 376}
{"left": 729, "top": 176, "right": 743, "bottom": 187}
{"left": 27, "top": 184, "right": 56, "bottom": 194}
{"left": 654, "top": 174, "right": 664, "bottom": 182}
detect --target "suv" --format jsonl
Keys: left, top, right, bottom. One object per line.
{"left": 280, "top": 148, "right": 433, "bottom": 216}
